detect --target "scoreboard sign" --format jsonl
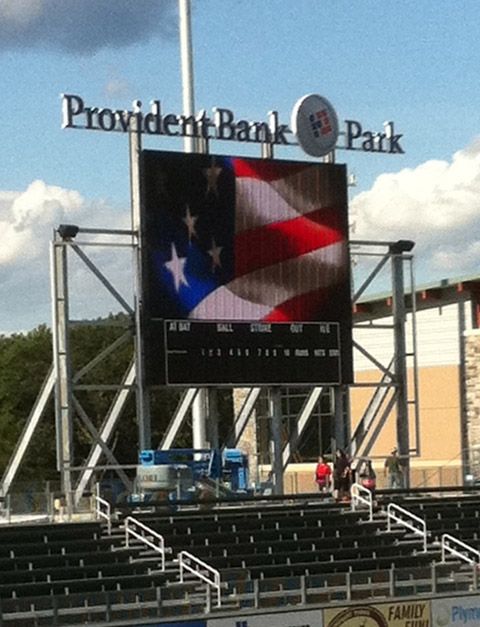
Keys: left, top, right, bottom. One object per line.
{"left": 142, "top": 151, "right": 352, "bottom": 386}
{"left": 164, "top": 320, "right": 341, "bottom": 385}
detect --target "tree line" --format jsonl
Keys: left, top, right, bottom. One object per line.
{"left": 0, "top": 319, "right": 233, "bottom": 489}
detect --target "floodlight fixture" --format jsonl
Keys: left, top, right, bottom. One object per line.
{"left": 389, "top": 239, "right": 415, "bottom": 254}
{"left": 57, "top": 224, "right": 80, "bottom": 240}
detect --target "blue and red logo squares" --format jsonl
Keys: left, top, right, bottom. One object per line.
{"left": 309, "top": 108, "right": 333, "bottom": 137}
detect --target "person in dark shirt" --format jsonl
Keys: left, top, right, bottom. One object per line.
{"left": 360, "top": 459, "right": 377, "bottom": 500}
{"left": 334, "top": 449, "right": 352, "bottom": 501}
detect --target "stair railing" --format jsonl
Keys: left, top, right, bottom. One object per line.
{"left": 386, "top": 503, "right": 427, "bottom": 552}
{"left": 178, "top": 550, "right": 222, "bottom": 608}
{"left": 125, "top": 516, "right": 167, "bottom": 571}
{"left": 350, "top": 483, "right": 373, "bottom": 521}
{"left": 441, "top": 533, "right": 480, "bottom": 566}
{"left": 94, "top": 495, "right": 112, "bottom": 535}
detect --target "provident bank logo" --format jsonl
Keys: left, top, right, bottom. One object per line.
{"left": 310, "top": 108, "right": 333, "bottom": 138}
{"left": 291, "top": 93, "right": 339, "bottom": 158}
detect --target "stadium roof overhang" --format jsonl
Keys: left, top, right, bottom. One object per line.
{"left": 353, "top": 274, "right": 480, "bottom": 324}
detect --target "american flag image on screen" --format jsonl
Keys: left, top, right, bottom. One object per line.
{"left": 142, "top": 150, "right": 352, "bottom": 384}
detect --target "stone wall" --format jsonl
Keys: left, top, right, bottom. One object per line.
{"left": 232, "top": 389, "right": 258, "bottom": 486}
{"left": 465, "top": 330, "right": 480, "bottom": 477}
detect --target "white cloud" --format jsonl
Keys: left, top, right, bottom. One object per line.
{"left": 351, "top": 138, "right": 480, "bottom": 280}
{"left": 104, "top": 77, "right": 132, "bottom": 100}
{"left": 0, "top": 0, "right": 176, "bottom": 55}
{"left": 0, "top": 180, "right": 131, "bottom": 333}
{"left": 0, "top": 0, "right": 43, "bottom": 25}
{"left": 0, "top": 181, "right": 84, "bottom": 265}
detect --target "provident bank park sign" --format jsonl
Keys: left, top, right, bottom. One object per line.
{"left": 61, "top": 92, "right": 404, "bottom": 158}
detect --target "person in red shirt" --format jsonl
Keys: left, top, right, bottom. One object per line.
{"left": 315, "top": 455, "right": 332, "bottom": 495}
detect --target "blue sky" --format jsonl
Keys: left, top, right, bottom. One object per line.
{"left": 2, "top": 0, "right": 480, "bottom": 332}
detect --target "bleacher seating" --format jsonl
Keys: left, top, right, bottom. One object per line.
{"left": 0, "top": 519, "right": 187, "bottom": 626}
{"left": 2, "top": 491, "right": 480, "bottom": 624}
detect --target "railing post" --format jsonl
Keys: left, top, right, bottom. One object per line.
{"left": 253, "top": 578, "right": 260, "bottom": 608}
{"left": 300, "top": 575, "right": 307, "bottom": 605}
{"left": 474, "top": 563, "right": 478, "bottom": 590}
{"left": 345, "top": 572, "right": 352, "bottom": 600}
{"left": 179, "top": 554, "right": 184, "bottom": 583}
{"left": 389, "top": 566, "right": 395, "bottom": 597}
{"left": 216, "top": 574, "right": 221, "bottom": 608}
{"left": 156, "top": 586, "right": 162, "bottom": 616}
{"left": 205, "top": 583, "right": 212, "bottom": 614}
{"left": 105, "top": 591, "right": 111, "bottom": 622}
{"left": 431, "top": 562, "right": 437, "bottom": 594}
{"left": 52, "top": 596, "right": 58, "bottom": 626}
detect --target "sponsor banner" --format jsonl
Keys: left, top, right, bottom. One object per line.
{"left": 208, "top": 608, "right": 323, "bottom": 627}
{"left": 324, "top": 600, "right": 430, "bottom": 627}
{"left": 432, "top": 595, "right": 480, "bottom": 626}
{"left": 137, "top": 622, "right": 206, "bottom": 627}
{"left": 61, "top": 93, "right": 404, "bottom": 156}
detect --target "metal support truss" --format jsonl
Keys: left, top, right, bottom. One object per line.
{"left": 2, "top": 235, "right": 418, "bottom": 500}
{"left": 51, "top": 233, "right": 74, "bottom": 514}
{"left": 349, "top": 239, "right": 419, "bottom": 482}
{"left": 50, "top": 227, "right": 137, "bottom": 507}
{"left": 282, "top": 387, "right": 324, "bottom": 470}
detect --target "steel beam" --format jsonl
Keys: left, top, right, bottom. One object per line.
{"left": 0, "top": 366, "right": 55, "bottom": 497}
{"left": 74, "top": 361, "right": 136, "bottom": 503}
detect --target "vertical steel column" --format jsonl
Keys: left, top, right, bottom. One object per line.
{"left": 269, "top": 387, "right": 284, "bottom": 494}
{"left": 51, "top": 235, "right": 74, "bottom": 514}
{"left": 192, "top": 388, "right": 208, "bottom": 449}
{"left": 207, "top": 389, "right": 219, "bottom": 450}
{"left": 458, "top": 299, "right": 470, "bottom": 482}
{"left": 179, "top": 0, "right": 197, "bottom": 154}
{"left": 130, "top": 114, "right": 151, "bottom": 450}
{"left": 391, "top": 250, "right": 410, "bottom": 487}
{"left": 179, "top": 0, "right": 210, "bottom": 449}
{"left": 334, "top": 386, "right": 347, "bottom": 451}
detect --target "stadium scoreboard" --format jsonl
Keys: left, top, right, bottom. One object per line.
{"left": 163, "top": 320, "right": 341, "bottom": 385}
{"left": 142, "top": 150, "right": 353, "bottom": 387}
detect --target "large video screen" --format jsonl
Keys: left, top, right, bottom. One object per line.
{"left": 142, "top": 150, "right": 352, "bottom": 386}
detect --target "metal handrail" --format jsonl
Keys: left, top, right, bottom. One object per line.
{"left": 441, "top": 533, "right": 480, "bottom": 566}
{"left": 94, "top": 495, "right": 112, "bottom": 535}
{"left": 178, "top": 550, "right": 222, "bottom": 607}
{"left": 125, "top": 516, "right": 166, "bottom": 571}
{"left": 386, "top": 503, "right": 427, "bottom": 552}
{"left": 350, "top": 483, "right": 373, "bottom": 520}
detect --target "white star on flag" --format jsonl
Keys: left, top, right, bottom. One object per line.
{"left": 182, "top": 205, "right": 198, "bottom": 241}
{"left": 165, "top": 243, "right": 189, "bottom": 291}
{"left": 203, "top": 163, "right": 222, "bottom": 196}
{"left": 208, "top": 238, "right": 223, "bottom": 270}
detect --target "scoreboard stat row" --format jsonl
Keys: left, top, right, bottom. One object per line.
{"left": 163, "top": 320, "right": 342, "bottom": 386}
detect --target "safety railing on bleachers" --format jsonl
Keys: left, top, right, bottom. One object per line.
{"left": 178, "top": 550, "right": 222, "bottom": 608}
{"left": 386, "top": 503, "right": 427, "bottom": 552}
{"left": 441, "top": 533, "right": 480, "bottom": 566}
{"left": 125, "top": 516, "right": 167, "bottom": 571}
{"left": 350, "top": 483, "right": 373, "bottom": 520}
{"left": 94, "top": 495, "right": 112, "bottom": 535}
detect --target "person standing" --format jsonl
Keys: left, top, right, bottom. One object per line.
{"left": 384, "top": 448, "right": 403, "bottom": 489}
{"left": 334, "top": 449, "right": 352, "bottom": 501}
{"left": 314, "top": 455, "right": 332, "bottom": 495}
{"left": 360, "top": 459, "right": 377, "bottom": 500}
